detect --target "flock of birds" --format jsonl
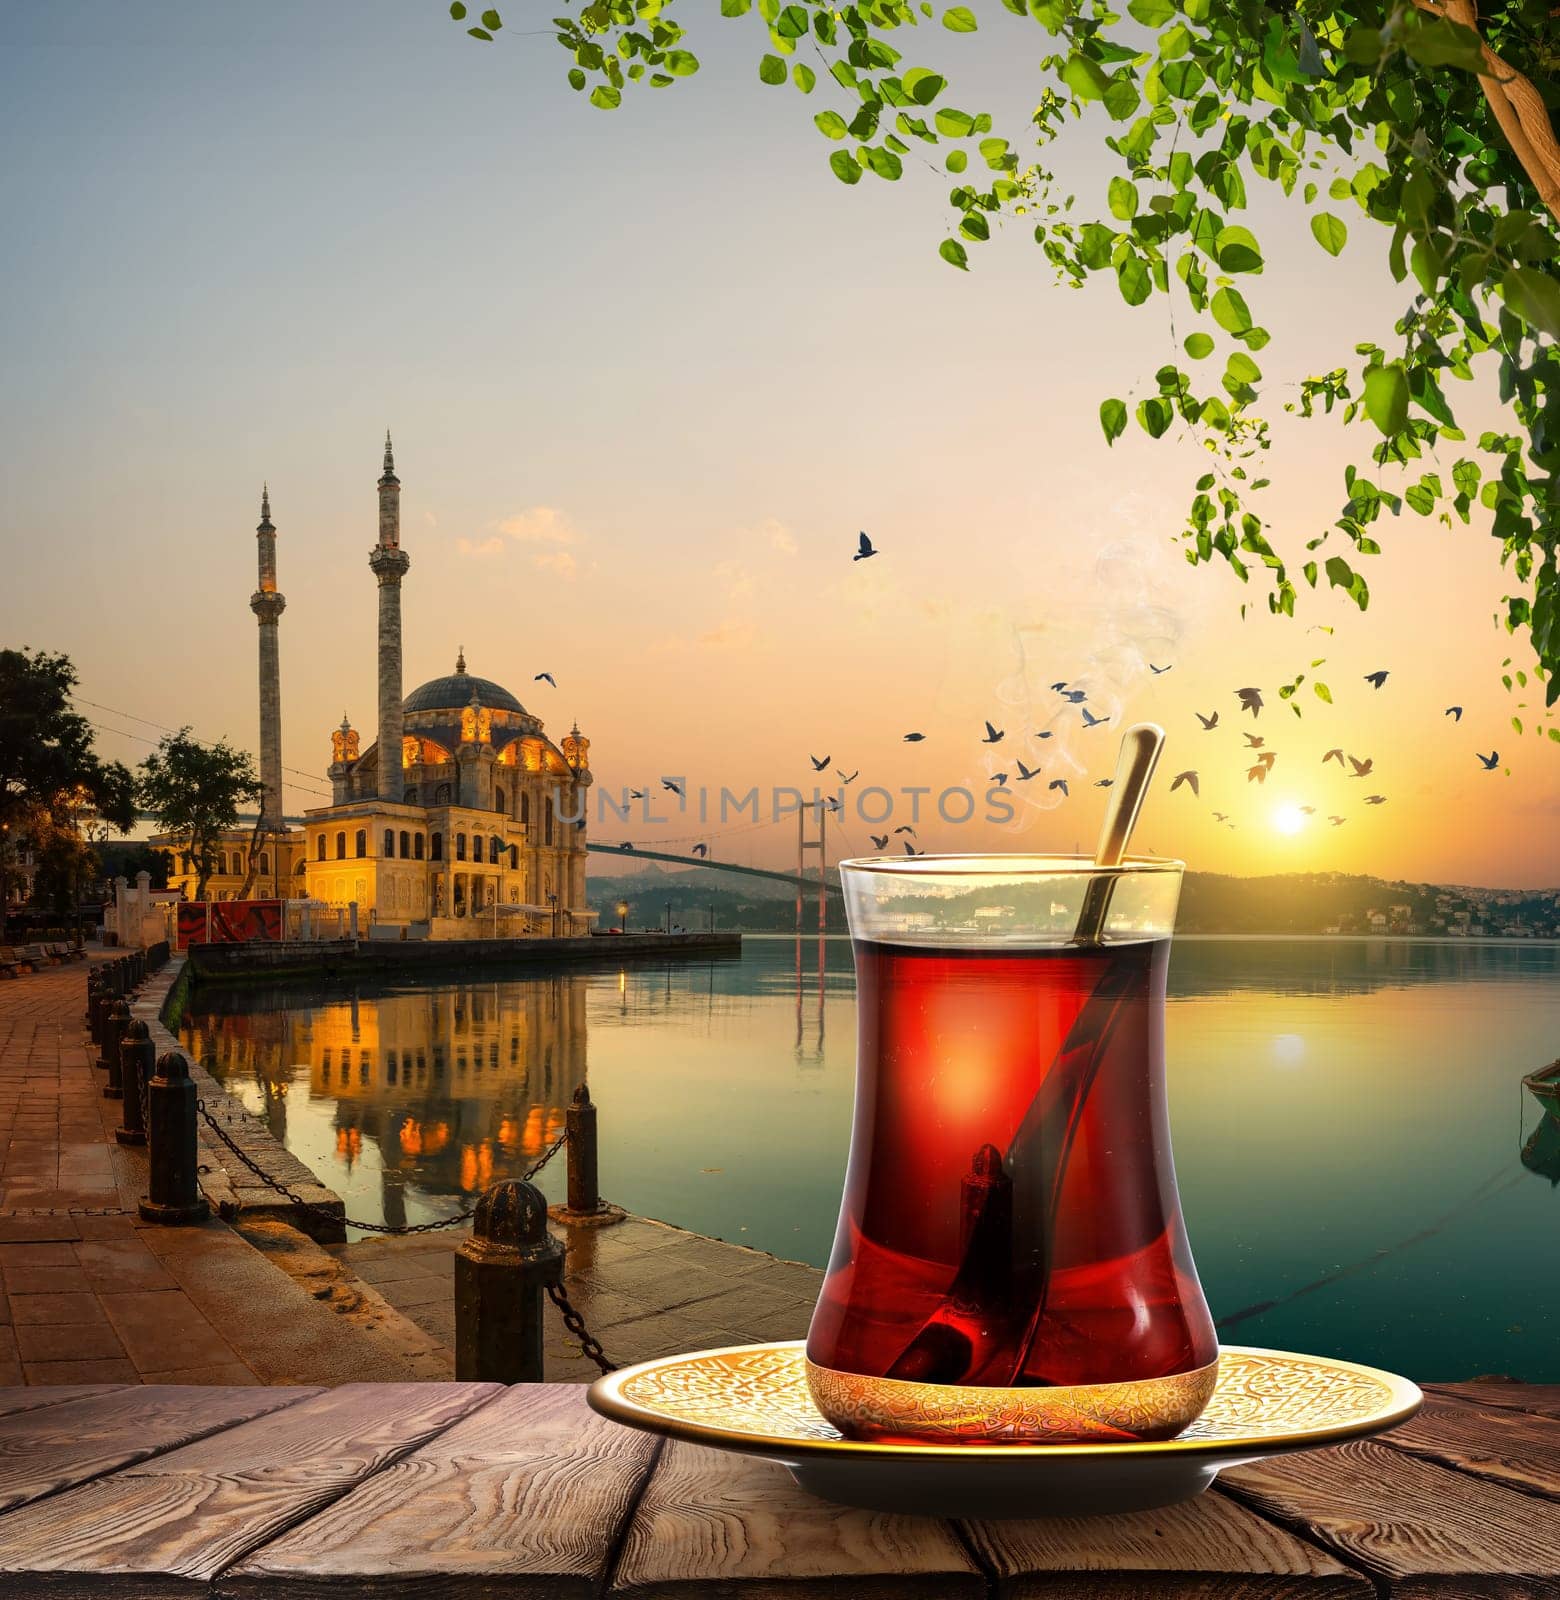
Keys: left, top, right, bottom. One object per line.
{"left": 587, "top": 528, "right": 1514, "bottom": 861}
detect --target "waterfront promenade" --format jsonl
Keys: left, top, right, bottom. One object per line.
{"left": 0, "top": 951, "right": 825, "bottom": 1386}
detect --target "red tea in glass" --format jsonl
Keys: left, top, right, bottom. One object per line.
{"left": 806, "top": 855, "right": 1217, "bottom": 1445}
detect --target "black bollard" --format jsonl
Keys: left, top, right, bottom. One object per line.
{"left": 98, "top": 1000, "right": 129, "bottom": 1094}
{"left": 87, "top": 979, "right": 106, "bottom": 1042}
{"left": 116, "top": 1021, "right": 151, "bottom": 1146}
{"left": 139, "top": 1051, "right": 210, "bottom": 1225}
{"left": 566, "top": 1083, "right": 601, "bottom": 1216}
{"left": 454, "top": 1181, "right": 564, "bottom": 1383}
{"left": 84, "top": 974, "right": 100, "bottom": 1025}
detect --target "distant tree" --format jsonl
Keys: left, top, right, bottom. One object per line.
{"left": 96, "top": 840, "right": 172, "bottom": 892}
{"left": 138, "top": 729, "right": 263, "bottom": 902}
{"left": 449, "top": 2, "right": 1559, "bottom": 712}
{"left": 0, "top": 649, "right": 135, "bottom": 928}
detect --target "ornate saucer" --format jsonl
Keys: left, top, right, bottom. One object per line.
{"left": 588, "top": 1341, "right": 1422, "bottom": 1518}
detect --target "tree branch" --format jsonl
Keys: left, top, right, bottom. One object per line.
{"left": 1411, "top": 0, "right": 1560, "bottom": 223}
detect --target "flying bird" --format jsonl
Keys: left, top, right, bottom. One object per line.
{"left": 1364, "top": 794, "right": 1386, "bottom": 805}
{"left": 1247, "top": 763, "right": 1270, "bottom": 784}
{"left": 1236, "top": 687, "right": 1263, "bottom": 717}
{"left": 1445, "top": 706, "right": 1463, "bottom": 721}
{"left": 894, "top": 826, "right": 917, "bottom": 836}
{"left": 628, "top": 789, "right": 645, "bottom": 800}
{"left": 1081, "top": 708, "right": 1109, "bottom": 728}
{"left": 618, "top": 841, "right": 634, "bottom": 852}
{"left": 902, "top": 841, "right": 919, "bottom": 856}
{"left": 1033, "top": 730, "right": 1054, "bottom": 740}
{"left": 691, "top": 843, "right": 708, "bottom": 858}
{"left": 1329, "top": 815, "right": 1346, "bottom": 826}
{"left": 1299, "top": 806, "right": 1316, "bottom": 815}
{"left": 903, "top": 732, "right": 926, "bottom": 742}
{"left": 534, "top": 672, "right": 557, "bottom": 687}
{"left": 1150, "top": 663, "right": 1172, "bottom": 674}
{"left": 1050, "top": 681, "right": 1069, "bottom": 691}
{"left": 840, "top": 770, "right": 858, "bottom": 784}
{"left": 991, "top": 773, "right": 1010, "bottom": 788}
{"left": 1323, "top": 748, "right": 1345, "bottom": 766}
{"left": 1049, "top": 779, "right": 1070, "bottom": 797}
{"left": 1016, "top": 759, "right": 1040, "bottom": 782}
{"left": 982, "top": 721, "right": 1005, "bottom": 744}
{"left": 1094, "top": 778, "right": 1114, "bottom": 788}
{"left": 1348, "top": 756, "right": 1373, "bottom": 778}
{"left": 1364, "top": 670, "right": 1389, "bottom": 689}
{"left": 825, "top": 798, "right": 842, "bottom": 813}
{"left": 853, "top": 532, "right": 877, "bottom": 561}
{"left": 1255, "top": 750, "right": 1277, "bottom": 769}
{"left": 1170, "top": 771, "right": 1200, "bottom": 796}
{"left": 661, "top": 778, "right": 683, "bottom": 796}
{"left": 1060, "top": 689, "right": 1088, "bottom": 704}
{"left": 1477, "top": 750, "right": 1500, "bottom": 770}
{"left": 870, "top": 834, "right": 889, "bottom": 850}
{"left": 1196, "top": 711, "right": 1219, "bottom": 730}
{"left": 810, "top": 754, "right": 831, "bottom": 771}
{"left": 1243, "top": 733, "right": 1265, "bottom": 749}
{"left": 1212, "top": 811, "right": 1230, "bottom": 823}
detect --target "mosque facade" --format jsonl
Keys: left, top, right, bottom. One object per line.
{"left": 156, "top": 437, "right": 594, "bottom": 938}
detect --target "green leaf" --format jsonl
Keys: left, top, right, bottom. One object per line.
{"left": 1402, "top": 16, "right": 1486, "bottom": 70}
{"left": 792, "top": 61, "right": 815, "bottom": 91}
{"left": 1136, "top": 397, "right": 1172, "bottom": 438}
{"left": 449, "top": 2, "right": 467, "bottom": 16}
{"left": 759, "top": 53, "right": 787, "bottom": 84}
{"left": 1116, "top": 254, "right": 1151, "bottom": 306}
{"left": 567, "top": 67, "right": 586, "bottom": 90}
{"left": 1210, "top": 287, "right": 1252, "bottom": 334}
{"left": 1100, "top": 398, "right": 1128, "bottom": 444}
{"left": 940, "top": 237, "right": 969, "bottom": 270}
{"left": 775, "top": 3, "right": 808, "bottom": 35}
{"left": 1184, "top": 332, "right": 1214, "bottom": 359}
{"left": 945, "top": 149, "right": 968, "bottom": 172}
{"left": 814, "top": 109, "right": 848, "bottom": 139}
{"left": 1314, "top": 682, "right": 1332, "bottom": 704}
{"left": 480, "top": 8, "right": 502, "bottom": 27}
{"left": 1214, "top": 225, "right": 1263, "bottom": 273}
{"left": 467, "top": 26, "right": 493, "bottom": 39}
{"left": 1107, "top": 176, "right": 1138, "bottom": 220}
{"left": 942, "top": 5, "right": 978, "bottom": 28}
{"left": 666, "top": 49, "right": 699, "bottom": 75}
{"left": 720, "top": 0, "right": 752, "bottom": 13}
{"left": 1502, "top": 267, "right": 1560, "bottom": 340}
{"left": 1061, "top": 54, "right": 1110, "bottom": 101}
{"left": 1127, "top": 0, "right": 1174, "bottom": 21}
{"left": 934, "top": 107, "right": 975, "bottom": 136}
{"left": 589, "top": 83, "right": 621, "bottom": 107}
{"left": 1362, "top": 363, "right": 1409, "bottom": 436}
{"left": 905, "top": 68, "right": 945, "bottom": 104}
{"left": 865, "top": 146, "right": 903, "bottom": 180}
{"left": 1309, "top": 213, "right": 1347, "bottom": 256}
{"left": 829, "top": 150, "right": 862, "bottom": 184}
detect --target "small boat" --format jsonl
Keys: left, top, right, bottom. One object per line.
{"left": 1523, "top": 1060, "right": 1560, "bottom": 1119}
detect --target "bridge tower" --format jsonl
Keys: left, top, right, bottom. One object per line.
{"left": 795, "top": 800, "right": 828, "bottom": 935}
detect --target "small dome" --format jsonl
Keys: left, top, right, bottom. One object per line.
{"left": 403, "top": 671, "right": 525, "bottom": 717}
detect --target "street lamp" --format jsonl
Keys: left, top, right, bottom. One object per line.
{"left": 617, "top": 899, "right": 629, "bottom": 934}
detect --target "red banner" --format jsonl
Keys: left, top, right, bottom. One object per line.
{"left": 177, "top": 900, "right": 283, "bottom": 948}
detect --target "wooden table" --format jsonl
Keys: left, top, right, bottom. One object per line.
{"left": 0, "top": 1380, "right": 1553, "bottom": 1596}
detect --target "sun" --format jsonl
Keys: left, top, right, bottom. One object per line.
{"left": 1272, "top": 803, "right": 1309, "bottom": 836}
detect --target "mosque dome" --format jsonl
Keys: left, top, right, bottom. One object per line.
{"left": 403, "top": 650, "right": 526, "bottom": 717}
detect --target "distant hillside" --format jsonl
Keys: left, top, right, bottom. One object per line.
{"left": 588, "top": 865, "right": 1559, "bottom": 938}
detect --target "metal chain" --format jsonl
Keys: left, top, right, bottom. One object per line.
{"left": 546, "top": 1280, "right": 616, "bottom": 1374}
{"left": 194, "top": 1099, "right": 566, "bottom": 1235}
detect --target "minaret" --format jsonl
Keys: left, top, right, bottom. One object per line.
{"left": 250, "top": 485, "right": 286, "bottom": 829}
{"left": 369, "top": 431, "right": 411, "bottom": 801}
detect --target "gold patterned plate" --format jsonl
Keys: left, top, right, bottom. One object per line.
{"left": 588, "top": 1342, "right": 1422, "bottom": 1518}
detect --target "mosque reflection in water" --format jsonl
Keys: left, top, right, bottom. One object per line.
{"left": 181, "top": 978, "right": 587, "bottom": 1228}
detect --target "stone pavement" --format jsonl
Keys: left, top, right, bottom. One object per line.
{"left": 0, "top": 954, "right": 446, "bottom": 1385}
{"left": 333, "top": 1215, "right": 826, "bottom": 1383}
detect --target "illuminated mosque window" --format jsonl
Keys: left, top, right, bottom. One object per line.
{"left": 384, "top": 830, "right": 395, "bottom": 858}
{"left": 414, "top": 833, "right": 424, "bottom": 860}
{"left": 387, "top": 1059, "right": 397, "bottom": 1085}
{"left": 509, "top": 845, "right": 518, "bottom": 870}
{"left": 336, "top": 832, "right": 346, "bottom": 860}
{"left": 355, "top": 830, "right": 367, "bottom": 858}
{"left": 316, "top": 836, "right": 325, "bottom": 861}
{"left": 403, "top": 786, "right": 418, "bottom": 805}
{"left": 259, "top": 853, "right": 269, "bottom": 874}
{"left": 456, "top": 833, "right": 467, "bottom": 861}
{"left": 430, "top": 832, "right": 442, "bottom": 861}
{"left": 400, "top": 830, "right": 410, "bottom": 857}
{"left": 495, "top": 786, "right": 505, "bottom": 814}
{"left": 434, "top": 783, "right": 452, "bottom": 804}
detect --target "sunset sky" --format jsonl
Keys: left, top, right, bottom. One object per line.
{"left": 1, "top": 2, "right": 1554, "bottom": 888}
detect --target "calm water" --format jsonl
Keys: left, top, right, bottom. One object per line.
{"left": 182, "top": 936, "right": 1560, "bottom": 1381}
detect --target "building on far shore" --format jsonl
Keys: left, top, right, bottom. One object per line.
{"left": 155, "top": 436, "right": 593, "bottom": 938}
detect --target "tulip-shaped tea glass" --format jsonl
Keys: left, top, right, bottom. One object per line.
{"left": 806, "top": 854, "right": 1217, "bottom": 1445}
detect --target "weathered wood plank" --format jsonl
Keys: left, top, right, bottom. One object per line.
{"left": 1382, "top": 1396, "right": 1560, "bottom": 1504}
{"left": 226, "top": 1386, "right": 658, "bottom": 1599}
{"left": 0, "top": 1386, "right": 118, "bottom": 1421}
{"left": 1427, "top": 1381, "right": 1560, "bottom": 1421}
{"left": 610, "top": 1438, "right": 986, "bottom": 1599}
{"left": 1222, "top": 1437, "right": 1560, "bottom": 1600}
{"left": 963, "top": 1487, "right": 1372, "bottom": 1599}
{"left": 0, "top": 1384, "right": 315, "bottom": 1514}
{"left": 0, "top": 1381, "right": 499, "bottom": 1597}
